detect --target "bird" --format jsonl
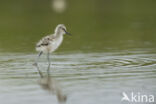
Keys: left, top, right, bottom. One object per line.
{"left": 33, "top": 24, "right": 71, "bottom": 73}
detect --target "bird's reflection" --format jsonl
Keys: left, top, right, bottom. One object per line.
{"left": 35, "top": 64, "right": 67, "bottom": 103}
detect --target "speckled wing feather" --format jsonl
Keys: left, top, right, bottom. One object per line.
{"left": 36, "top": 35, "right": 54, "bottom": 47}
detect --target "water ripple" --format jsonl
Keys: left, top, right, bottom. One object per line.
{"left": 0, "top": 50, "right": 156, "bottom": 104}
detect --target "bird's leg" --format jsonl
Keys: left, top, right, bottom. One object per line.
{"left": 47, "top": 52, "right": 51, "bottom": 76}
{"left": 33, "top": 51, "right": 44, "bottom": 78}
{"left": 33, "top": 51, "right": 43, "bottom": 67}
{"left": 36, "top": 62, "right": 44, "bottom": 78}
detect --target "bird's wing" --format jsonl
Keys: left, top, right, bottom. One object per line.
{"left": 36, "top": 35, "right": 54, "bottom": 47}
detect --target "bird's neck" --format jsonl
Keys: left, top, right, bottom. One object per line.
{"left": 53, "top": 31, "right": 63, "bottom": 39}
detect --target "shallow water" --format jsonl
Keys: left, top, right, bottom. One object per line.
{"left": 0, "top": 0, "right": 156, "bottom": 104}
{"left": 0, "top": 48, "right": 156, "bottom": 104}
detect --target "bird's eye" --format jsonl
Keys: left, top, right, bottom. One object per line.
{"left": 61, "top": 27, "right": 65, "bottom": 31}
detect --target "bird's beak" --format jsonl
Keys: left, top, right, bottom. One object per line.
{"left": 65, "top": 31, "right": 72, "bottom": 36}
{"left": 63, "top": 29, "right": 72, "bottom": 36}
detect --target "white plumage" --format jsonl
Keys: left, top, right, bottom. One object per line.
{"left": 36, "top": 34, "right": 63, "bottom": 53}
{"left": 36, "top": 24, "right": 69, "bottom": 53}
{"left": 33, "top": 24, "right": 71, "bottom": 70}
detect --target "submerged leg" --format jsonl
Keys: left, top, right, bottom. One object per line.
{"left": 33, "top": 51, "right": 43, "bottom": 66}
{"left": 47, "top": 52, "right": 51, "bottom": 75}
{"left": 33, "top": 51, "right": 43, "bottom": 78}
{"left": 36, "top": 62, "right": 44, "bottom": 78}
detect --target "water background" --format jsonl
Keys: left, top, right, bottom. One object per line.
{"left": 0, "top": 0, "right": 156, "bottom": 104}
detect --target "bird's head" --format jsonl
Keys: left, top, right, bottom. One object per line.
{"left": 55, "top": 24, "right": 71, "bottom": 35}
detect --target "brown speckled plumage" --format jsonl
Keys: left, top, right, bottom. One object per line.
{"left": 35, "top": 24, "right": 69, "bottom": 53}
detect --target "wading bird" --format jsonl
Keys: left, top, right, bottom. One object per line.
{"left": 33, "top": 24, "right": 71, "bottom": 73}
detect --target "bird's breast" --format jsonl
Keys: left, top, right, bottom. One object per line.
{"left": 50, "top": 36, "right": 63, "bottom": 52}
